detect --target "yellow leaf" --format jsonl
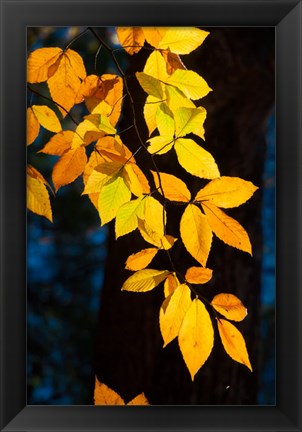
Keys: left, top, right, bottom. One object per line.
{"left": 164, "top": 273, "right": 180, "bottom": 297}
{"left": 136, "top": 72, "right": 164, "bottom": 99}
{"left": 83, "top": 113, "right": 117, "bottom": 136}
{"left": 47, "top": 49, "right": 86, "bottom": 117}
{"left": 27, "top": 107, "right": 40, "bottom": 145}
{"left": 126, "top": 248, "right": 158, "bottom": 271}
{"left": 156, "top": 103, "right": 175, "bottom": 136}
{"left": 147, "top": 135, "right": 174, "bottom": 155}
{"left": 83, "top": 160, "right": 123, "bottom": 195}
{"left": 161, "top": 50, "right": 186, "bottom": 75}
{"left": 27, "top": 166, "right": 52, "bottom": 222}
{"left": 96, "top": 135, "right": 132, "bottom": 162}
{"left": 180, "top": 204, "right": 212, "bottom": 267}
{"left": 39, "top": 131, "right": 74, "bottom": 156}
{"left": 160, "top": 283, "right": 192, "bottom": 347}
{"left": 217, "top": 319, "right": 252, "bottom": 371}
{"left": 142, "top": 27, "right": 167, "bottom": 48}
{"left": 174, "top": 107, "right": 206, "bottom": 139}
{"left": 167, "top": 69, "right": 212, "bottom": 100}
{"left": 31, "top": 105, "right": 62, "bottom": 133}
{"left": 52, "top": 146, "right": 87, "bottom": 191}
{"left": 94, "top": 377, "right": 125, "bottom": 405}
{"left": 115, "top": 196, "right": 145, "bottom": 238}
{"left": 138, "top": 219, "right": 163, "bottom": 248}
{"left": 174, "top": 138, "right": 220, "bottom": 179}
{"left": 123, "top": 163, "right": 150, "bottom": 197}
{"left": 98, "top": 175, "right": 131, "bottom": 225}
{"left": 144, "top": 96, "right": 162, "bottom": 136}
{"left": 178, "top": 298, "right": 214, "bottom": 380}
{"left": 82, "top": 149, "right": 107, "bottom": 209}
{"left": 159, "top": 27, "right": 209, "bottom": 54}
{"left": 195, "top": 176, "right": 258, "bottom": 208}
{"left": 144, "top": 49, "right": 169, "bottom": 82}
{"left": 201, "top": 202, "right": 252, "bottom": 255}
{"left": 185, "top": 267, "right": 213, "bottom": 284}
{"left": 165, "top": 85, "right": 196, "bottom": 113}
{"left": 122, "top": 269, "right": 170, "bottom": 292}
{"left": 211, "top": 293, "right": 247, "bottom": 322}
{"left": 151, "top": 171, "right": 191, "bottom": 202}
{"left": 160, "top": 234, "right": 177, "bottom": 250}
{"left": 116, "top": 27, "right": 145, "bottom": 55}
{"left": 144, "top": 196, "right": 166, "bottom": 240}
{"left": 127, "top": 393, "right": 149, "bottom": 405}
{"left": 27, "top": 47, "right": 62, "bottom": 83}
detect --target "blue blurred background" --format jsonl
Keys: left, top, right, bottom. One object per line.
{"left": 27, "top": 27, "right": 275, "bottom": 405}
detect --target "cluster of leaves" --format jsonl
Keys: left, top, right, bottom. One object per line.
{"left": 27, "top": 27, "right": 257, "bottom": 395}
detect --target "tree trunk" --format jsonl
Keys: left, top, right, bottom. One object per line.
{"left": 94, "top": 27, "right": 275, "bottom": 405}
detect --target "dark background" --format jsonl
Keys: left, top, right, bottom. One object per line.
{"left": 27, "top": 26, "right": 275, "bottom": 405}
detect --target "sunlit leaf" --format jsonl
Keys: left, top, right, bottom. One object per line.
{"left": 144, "top": 95, "right": 162, "bottom": 136}
{"left": 136, "top": 72, "right": 164, "bottom": 99}
{"left": 174, "top": 138, "right": 220, "bottom": 179}
{"left": 39, "top": 131, "right": 75, "bottom": 156}
{"left": 160, "top": 235, "right": 177, "bottom": 250}
{"left": 174, "top": 107, "right": 206, "bottom": 140}
{"left": 52, "top": 146, "right": 87, "bottom": 191}
{"left": 98, "top": 175, "right": 131, "bottom": 225}
{"left": 116, "top": 27, "right": 145, "bottom": 54}
{"left": 217, "top": 319, "right": 252, "bottom": 371}
{"left": 159, "top": 27, "right": 209, "bottom": 54}
{"left": 156, "top": 103, "right": 175, "bottom": 136}
{"left": 144, "top": 49, "right": 169, "bottom": 82}
{"left": 201, "top": 202, "right": 252, "bottom": 255}
{"left": 161, "top": 50, "right": 186, "bottom": 75}
{"left": 180, "top": 204, "right": 212, "bottom": 267}
{"left": 31, "top": 105, "right": 62, "bottom": 133}
{"left": 27, "top": 47, "right": 62, "bottom": 83}
{"left": 122, "top": 269, "right": 170, "bottom": 292}
{"left": 123, "top": 163, "right": 150, "bottom": 197}
{"left": 179, "top": 298, "right": 214, "bottom": 380}
{"left": 195, "top": 176, "right": 258, "bottom": 208}
{"left": 94, "top": 377, "right": 124, "bottom": 405}
{"left": 143, "top": 196, "right": 166, "bottom": 240}
{"left": 151, "top": 171, "right": 191, "bottom": 202}
{"left": 27, "top": 165, "right": 52, "bottom": 222}
{"left": 164, "top": 273, "right": 180, "bottom": 297}
{"left": 127, "top": 393, "right": 149, "bottom": 405}
{"left": 142, "top": 27, "right": 167, "bottom": 48}
{"left": 115, "top": 196, "right": 145, "bottom": 238}
{"left": 27, "top": 107, "right": 40, "bottom": 145}
{"left": 126, "top": 248, "right": 159, "bottom": 271}
{"left": 211, "top": 293, "right": 247, "bottom": 322}
{"left": 160, "top": 283, "right": 192, "bottom": 347}
{"left": 147, "top": 135, "right": 174, "bottom": 155}
{"left": 167, "top": 69, "right": 212, "bottom": 100}
{"left": 185, "top": 267, "right": 213, "bottom": 284}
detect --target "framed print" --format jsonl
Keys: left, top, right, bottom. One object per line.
{"left": 1, "top": 1, "right": 301, "bottom": 431}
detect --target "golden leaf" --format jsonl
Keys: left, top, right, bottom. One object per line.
{"left": 167, "top": 69, "right": 212, "bottom": 100}
{"left": 125, "top": 248, "right": 159, "bottom": 271}
{"left": 174, "top": 106, "right": 206, "bottom": 140}
{"left": 94, "top": 377, "right": 125, "bottom": 405}
{"left": 39, "top": 131, "right": 75, "bottom": 156}
{"left": 217, "top": 319, "right": 252, "bottom": 371}
{"left": 211, "top": 293, "right": 247, "bottom": 321}
{"left": 122, "top": 269, "right": 170, "bottom": 292}
{"left": 115, "top": 196, "right": 145, "bottom": 238}
{"left": 147, "top": 135, "right": 174, "bottom": 155}
{"left": 123, "top": 163, "right": 150, "bottom": 197}
{"left": 151, "top": 171, "right": 191, "bottom": 202}
{"left": 174, "top": 138, "right": 220, "bottom": 179}
{"left": 164, "top": 273, "right": 180, "bottom": 297}
{"left": 116, "top": 27, "right": 145, "bottom": 55}
{"left": 185, "top": 267, "right": 213, "bottom": 284}
{"left": 27, "top": 107, "right": 40, "bottom": 145}
{"left": 142, "top": 27, "right": 167, "bottom": 48}
{"left": 201, "top": 202, "right": 252, "bottom": 255}
{"left": 143, "top": 196, "right": 166, "bottom": 240}
{"left": 143, "top": 49, "right": 169, "bottom": 82}
{"left": 155, "top": 103, "right": 175, "bottom": 136}
{"left": 127, "top": 393, "right": 149, "bottom": 405}
{"left": 144, "top": 96, "right": 162, "bottom": 136}
{"left": 180, "top": 204, "right": 212, "bottom": 267}
{"left": 195, "top": 176, "right": 258, "bottom": 208}
{"left": 27, "top": 47, "right": 62, "bottom": 83}
{"left": 31, "top": 105, "right": 62, "bottom": 133}
{"left": 98, "top": 175, "right": 131, "bottom": 225}
{"left": 160, "top": 283, "right": 192, "bottom": 347}
{"left": 161, "top": 50, "right": 186, "bottom": 75}
{"left": 159, "top": 27, "right": 209, "bottom": 54}
{"left": 27, "top": 165, "right": 52, "bottom": 222}
{"left": 178, "top": 298, "right": 214, "bottom": 380}
{"left": 52, "top": 146, "right": 87, "bottom": 191}
{"left": 136, "top": 72, "right": 164, "bottom": 99}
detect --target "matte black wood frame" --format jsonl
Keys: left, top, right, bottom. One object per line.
{"left": 0, "top": 0, "right": 301, "bottom": 431}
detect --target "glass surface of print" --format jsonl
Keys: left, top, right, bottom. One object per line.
{"left": 27, "top": 26, "right": 275, "bottom": 405}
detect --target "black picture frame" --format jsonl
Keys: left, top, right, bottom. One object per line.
{"left": 1, "top": 0, "right": 301, "bottom": 430}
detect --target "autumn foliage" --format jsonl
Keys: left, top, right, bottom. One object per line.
{"left": 27, "top": 27, "right": 258, "bottom": 403}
